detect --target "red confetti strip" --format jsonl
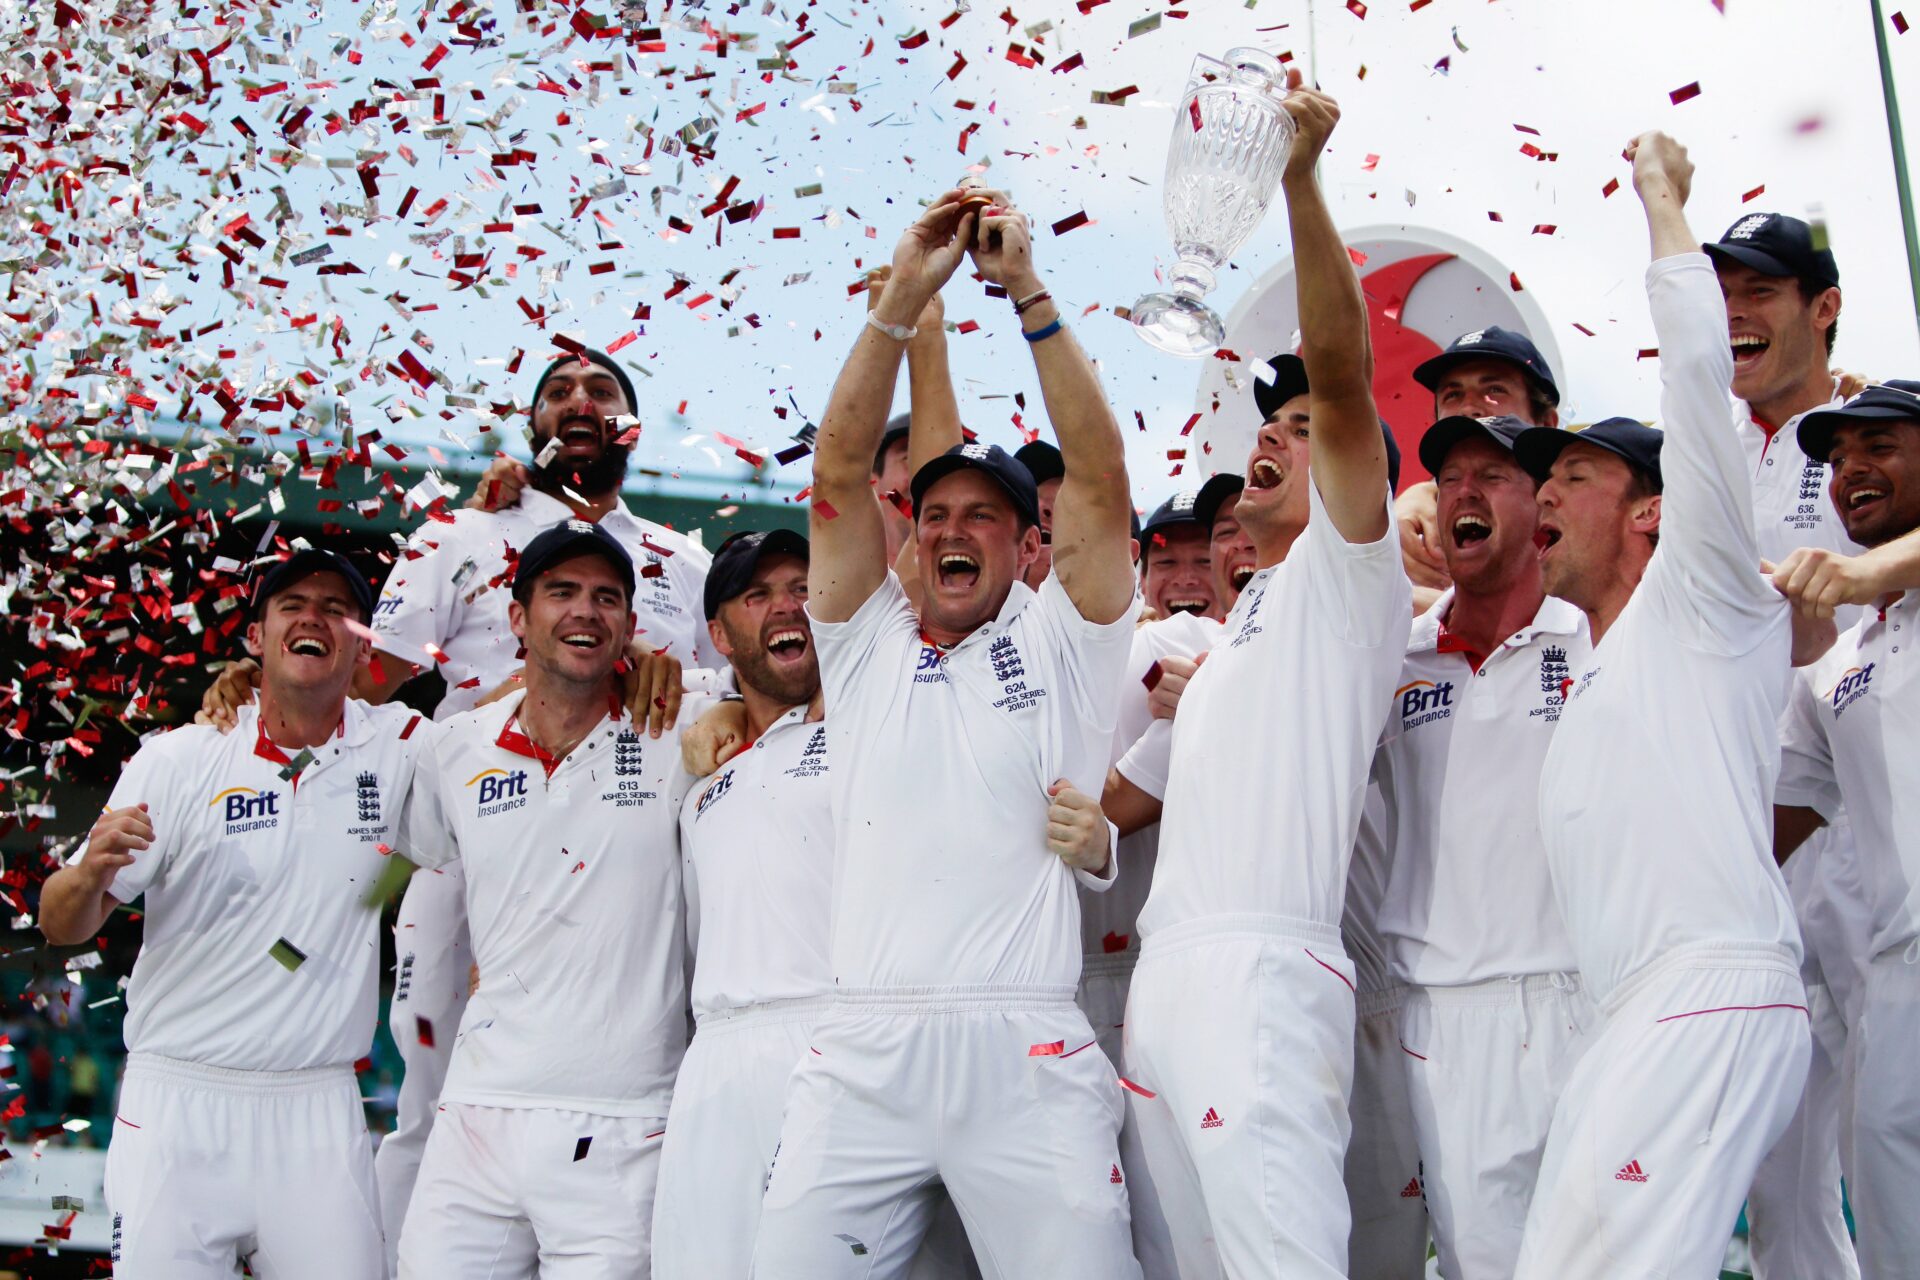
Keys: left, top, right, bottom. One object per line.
{"left": 1893, "top": 10, "right": 1908, "bottom": 33}
{"left": 1051, "top": 210, "right": 1090, "bottom": 235}
{"left": 1669, "top": 81, "right": 1701, "bottom": 105}
{"left": 1742, "top": 184, "right": 1766, "bottom": 203}
{"left": 1602, "top": 177, "right": 1621, "bottom": 198}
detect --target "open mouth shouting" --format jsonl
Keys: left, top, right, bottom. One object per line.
{"left": 765, "top": 625, "right": 810, "bottom": 667}
{"left": 1841, "top": 481, "right": 1888, "bottom": 518}
{"left": 1533, "top": 520, "right": 1563, "bottom": 559}
{"left": 555, "top": 416, "right": 604, "bottom": 452}
{"left": 1246, "top": 456, "right": 1284, "bottom": 492}
{"left": 1730, "top": 332, "right": 1770, "bottom": 374}
{"left": 1450, "top": 513, "right": 1492, "bottom": 551}
{"left": 284, "top": 635, "right": 331, "bottom": 659}
{"left": 936, "top": 550, "right": 982, "bottom": 592}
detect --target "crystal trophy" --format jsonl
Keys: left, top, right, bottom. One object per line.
{"left": 1131, "top": 48, "right": 1294, "bottom": 357}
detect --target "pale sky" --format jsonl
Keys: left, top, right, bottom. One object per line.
{"left": 143, "top": 0, "right": 1920, "bottom": 514}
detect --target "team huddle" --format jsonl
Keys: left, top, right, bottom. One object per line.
{"left": 39, "top": 81, "right": 1920, "bottom": 1280}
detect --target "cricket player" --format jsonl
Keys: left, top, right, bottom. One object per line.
{"left": 1705, "top": 210, "right": 1864, "bottom": 1280}
{"left": 395, "top": 519, "right": 695, "bottom": 1276}
{"left": 42, "top": 550, "right": 426, "bottom": 1277}
{"left": 196, "top": 347, "right": 702, "bottom": 1271}
{"left": 750, "top": 185, "right": 1142, "bottom": 1274}
{"left": 1371, "top": 413, "right": 1594, "bottom": 1279}
{"left": 1510, "top": 133, "right": 1812, "bottom": 1278}
{"left": 1136, "top": 488, "right": 1219, "bottom": 623}
{"left": 1775, "top": 380, "right": 1920, "bottom": 1280}
{"left": 1119, "top": 79, "right": 1413, "bottom": 1278}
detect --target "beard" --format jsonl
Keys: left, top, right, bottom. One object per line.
{"left": 722, "top": 615, "right": 819, "bottom": 707}
{"left": 531, "top": 430, "right": 632, "bottom": 498}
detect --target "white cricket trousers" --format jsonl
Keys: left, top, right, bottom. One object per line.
{"left": 375, "top": 864, "right": 472, "bottom": 1276}
{"left": 1848, "top": 941, "right": 1920, "bottom": 1280}
{"left": 655, "top": 996, "right": 979, "bottom": 1280}
{"left": 1345, "top": 985, "right": 1428, "bottom": 1280}
{"left": 1745, "top": 980, "right": 1858, "bottom": 1280}
{"left": 1077, "top": 950, "right": 1178, "bottom": 1280}
{"left": 750, "top": 985, "right": 1141, "bottom": 1279}
{"left": 397, "top": 1102, "right": 665, "bottom": 1278}
{"left": 1399, "top": 972, "right": 1595, "bottom": 1280}
{"left": 1514, "top": 943, "right": 1811, "bottom": 1279}
{"left": 1123, "top": 914, "right": 1357, "bottom": 1280}
{"left": 106, "top": 1053, "right": 383, "bottom": 1279}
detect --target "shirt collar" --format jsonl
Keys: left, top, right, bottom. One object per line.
{"left": 1410, "top": 589, "right": 1583, "bottom": 657}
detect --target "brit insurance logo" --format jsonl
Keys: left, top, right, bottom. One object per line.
{"left": 694, "top": 767, "right": 735, "bottom": 819}
{"left": 209, "top": 785, "right": 281, "bottom": 835}
{"left": 1397, "top": 678, "right": 1454, "bottom": 730}
{"left": 467, "top": 766, "right": 530, "bottom": 817}
{"left": 1829, "top": 664, "right": 1875, "bottom": 718}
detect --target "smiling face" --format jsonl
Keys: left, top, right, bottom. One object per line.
{"left": 1433, "top": 358, "right": 1554, "bottom": 427}
{"left": 915, "top": 468, "right": 1040, "bottom": 641}
{"left": 1142, "top": 522, "right": 1218, "bottom": 620}
{"left": 710, "top": 552, "right": 819, "bottom": 705}
{"left": 1434, "top": 435, "right": 1542, "bottom": 595}
{"left": 1236, "top": 392, "right": 1313, "bottom": 541}
{"left": 531, "top": 362, "right": 634, "bottom": 496}
{"left": 1826, "top": 419, "right": 1920, "bottom": 548}
{"left": 246, "top": 570, "right": 372, "bottom": 699}
{"left": 1208, "top": 501, "right": 1257, "bottom": 609}
{"left": 1533, "top": 442, "right": 1659, "bottom": 607}
{"left": 509, "top": 552, "right": 636, "bottom": 689}
{"left": 1717, "top": 261, "right": 1840, "bottom": 412}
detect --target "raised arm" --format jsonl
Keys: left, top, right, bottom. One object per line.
{"left": 809, "top": 192, "right": 978, "bottom": 623}
{"left": 1283, "top": 77, "right": 1388, "bottom": 545}
{"left": 971, "top": 197, "right": 1133, "bottom": 623}
{"left": 1629, "top": 132, "right": 1772, "bottom": 629}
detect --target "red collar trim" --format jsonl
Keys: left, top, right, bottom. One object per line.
{"left": 253, "top": 715, "right": 343, "bottom": 787}
{"left": 1434, "top": 620, "right": 1489, "bottom": 673}
{"left": 497, "top": 701, "right": 623, "bottom": 778}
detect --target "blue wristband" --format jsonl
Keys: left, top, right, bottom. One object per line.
{"left": 1022, "top": 318, "right": 1064, "bottom": 344}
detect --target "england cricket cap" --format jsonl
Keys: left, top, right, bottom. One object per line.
{"left": 1797, "top": 380, "right": 1920, "bottom": 462}
{"left": 1192, "top": 473, "right": 1245, "bottom": 531}
{"left": 249, "top": 548, "right": 375, "bottom": 622}
{"left": 873, "top": 413, "right": 912, "bottom": 475}
{"left": 1253, "top": 353, "right": 1312, "bottom": 423}
{"left": 703, "top": 528, "right": 810, "bottom": 620}
{"left": 1704, "top": 213, "right": 1840, "bottom": 290}
{"left": 512, "top": 518, "right": 636, "bottom": 603}
{"left": 911, "top": 442, "right": 1042, "bottom": 527}
{"left": 1515, "top": 418, "right": 1664, "bottom": 492}
{"left": 1418, "top": 414, "right": 1532, "bottom": 477}
{"left": 1014, "top": 439, "right": 1066, "bottom": 487}
{"left": 1413, "top": 326, "right": 1561, "bottom": 407}
{"left": 1140, "top": 489, "right": 1207, "bottom": 543}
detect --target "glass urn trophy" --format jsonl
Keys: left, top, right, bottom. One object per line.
{"left": 1131, "top": 48, "right": 1294, "bottom": 357}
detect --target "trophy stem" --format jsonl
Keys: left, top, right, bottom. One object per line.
{"left": 1131, "top": 254, "right": 1226, "bottom": 357}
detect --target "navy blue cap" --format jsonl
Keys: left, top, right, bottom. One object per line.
{"left": 1798, "top": 380, "right": 1920, "bottom": 462}
{"left": 1515, "top": 418, "right": 1663, "bottom": 491}
{"left": 703, "top": 528, "right": 810, "bottom": 619}
{"left": 1014, "top": 439, "right": 1065, "bottom": 487}
{"left": 1418, "top": 414, "right": 1532, "bottom": 477}
{"left": 1380, "top": 420, "right": 1403, "bottom": 494}
{"left": 1253, "top": 353, "right": 1312, "bottom": 423}
{"left": 911, "top": 442, "right": 1042, "bottom": 527}
{"left": 1192, "top": 472, "right": 1245, "bottom": 531}
{"left": 1413, "top": 326, "right": 1560, "bottom": 407}
{"left": 250, "top": 548, "right": 375, "bottom": 621}
{"left": 1705, "top": 213, "right": 1839, "bottom": 290}
{"left": 1140, "top": 489, "right": 1206, "bottom": 543}
{"left": 872, "top": 413, "right": 912, "bottom": 475}
{"left": 512, "top": 518, "right": 636, "bottom": 602}
{"left": 531, "top": 348, "right": 638, "bottom": 421}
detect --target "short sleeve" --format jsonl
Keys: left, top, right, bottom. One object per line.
{"left": 1116, "top": 718, "right": 1174, "bottom": 802}
{"left": 98, "top": 736, "right": 185, "bottom": 903}
{"left": 1030, "top": 572, "right": 1141, "bottom": 735}
{"left": 807, "top": 571, "right": 919, "bottom": 712}
{"left": 371, "top": 516, "right": 469, "bottom": 664}
{"left": 1776, "top": 668, "right": 1841, "bottom": 820}
{"left": 398, "top": 730, "right": 460, "bottom": 871}
{"left": 1303, "top": 481, "right": 1411, "bottom": 651}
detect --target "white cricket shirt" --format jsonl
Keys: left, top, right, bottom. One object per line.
{"left": 103, "top": 701, "right": 428, "bottom": 1071}
{"left": 1733, "top": 382, "right": 1861, "bottom": 617}
{"left": 1138, "top": 481, "right": 1412, "bottom": 934}
{"left": 372, "top": 486, "right": 714, "bottom": 718}
{"left": 679, "top": 707, "right": 835, "bottom": 1016}
{"left": 1779, "top": 591, "right": 1920, "bottom": 957}
{"left": 400, "top": 693, "right": 695, "bottom": 1115}
{"left": 1084, "top": 611, "right": 1223, "bottom": 958}
{"left": 1372, "top": 591, "right": 1589, "bottom": 987}
{"left": 811, "top": 571, "right": 1138, "bottom": 989}
{"left": 1537, "top": 254, "right": 1800, "bottom": 1005}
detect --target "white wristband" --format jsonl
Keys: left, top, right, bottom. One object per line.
{"left": 865, "top": 311, "right": 918, "bottom": 342}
